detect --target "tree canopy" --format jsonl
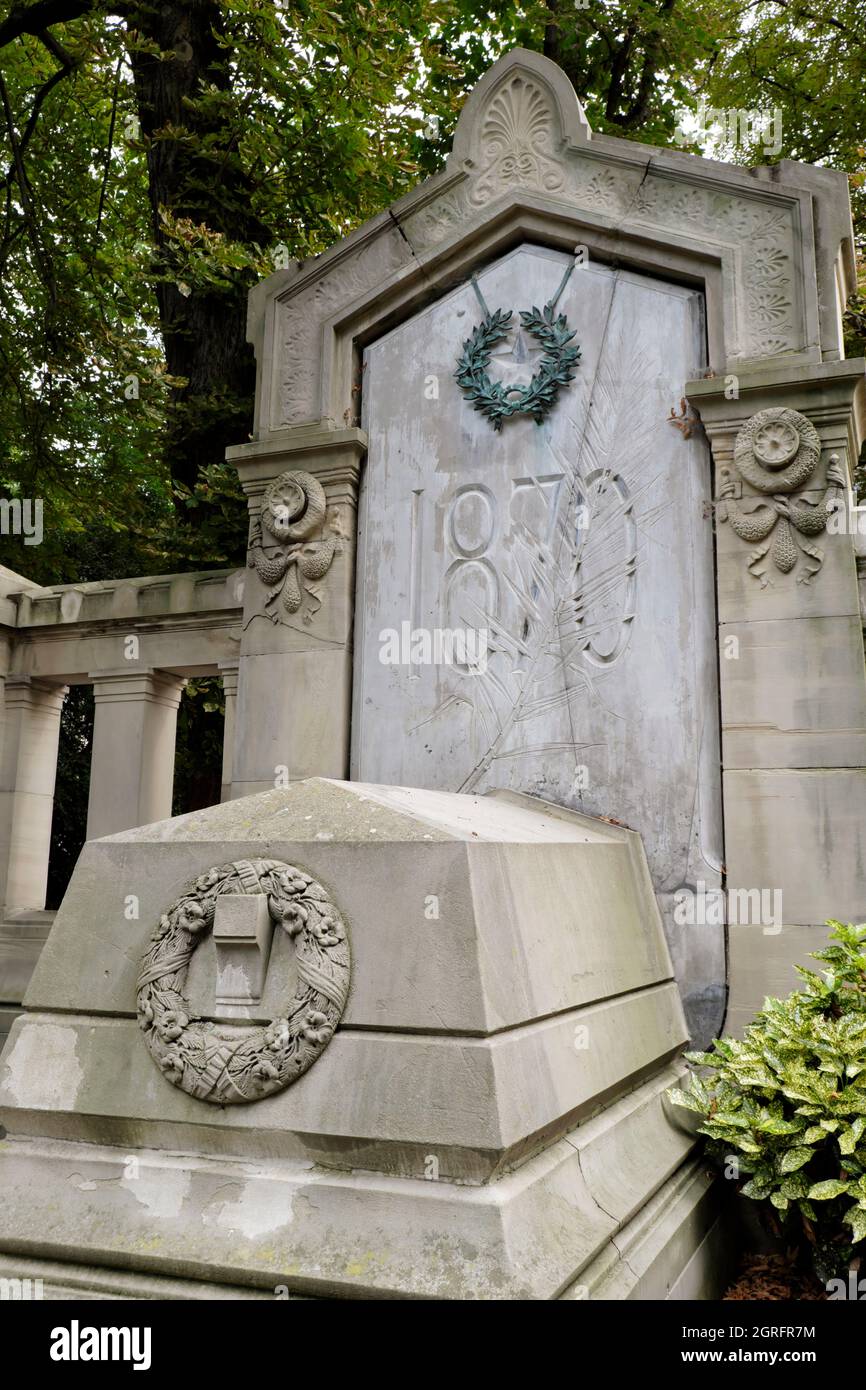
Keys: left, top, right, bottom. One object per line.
{"left": 0, "top": 0, "right": 863, "bottom": 586}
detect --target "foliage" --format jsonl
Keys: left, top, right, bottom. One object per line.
{"left": 2, "top": 1, "right": 863, "bottom": 583}
{"left": 0, "top": 0, "right": 466, "bottom": 577}
{"left": 171, "top": 676, "right": 224, "bottom": 816}
{"left": 45, "top": 683, "right": 94, "bottom": 910}
{"left": 670, "top": 921, "right": 866, "bottom": 1281}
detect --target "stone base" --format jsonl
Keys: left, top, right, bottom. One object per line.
{"left": 0, "top": 1159, "right": 727, "bottom": 1301}
{"left": 0, "top": 910, "right": 54, "bottom": 1049}
{"left": 0, "top": 1071, "right": 725, "bottom": 1300}
{"left": 0, "top": 780, "right": 726, "bottom": 1299}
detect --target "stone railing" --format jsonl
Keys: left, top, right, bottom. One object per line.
{"left": 0, "top": 564, "right": 244, "bottom": 1040}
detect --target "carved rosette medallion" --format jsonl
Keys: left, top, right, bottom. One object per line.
{"left": 248, "top": 470, "right": 341, "bottom": 624}
{"left": 720, "top": 407, "right": 845, "bottom": 586}
{"left": 137, "top": 859, "right": 350, "bottom": 1104}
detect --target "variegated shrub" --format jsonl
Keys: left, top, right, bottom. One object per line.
{"left": 671, "top": 921, "right": 866, "bottom": 1280}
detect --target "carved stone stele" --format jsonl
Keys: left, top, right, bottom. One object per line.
{"left": 136, "top": 858, "right": 350, "bottom": 1104}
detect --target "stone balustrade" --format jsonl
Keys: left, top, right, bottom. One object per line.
{"left": 0, "top": 565, "right": 244, "bottom": 1042}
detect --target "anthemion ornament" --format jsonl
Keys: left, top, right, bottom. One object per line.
{"left": 247, "top": 469, "right": 341, "bottom": 623}
{"left": 719, "top": 407, "right": 845, "bottom": 585}
{"left": 454, "top": 256, "right": 581, "bottom": 431}
{"left": 137, "top": 859, "right": 350, "bottom": 1104}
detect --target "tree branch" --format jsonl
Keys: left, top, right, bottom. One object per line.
{"left": 94, "top": 52, "right": 121, "bottom": 237}
{"left": 0, "top": 0, "right": 94, "bottom": 50}
{"left": 0, "top": 26, "right": 81, "bottom": 190}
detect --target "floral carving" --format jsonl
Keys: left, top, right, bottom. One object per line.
{"left": 471, "top": 75, "right": 564, "bottom": 205}
{"left": 137, "top": 859, "right": 350, "bottom": 1104}
{"left": 581, "top": 167, "right": 623, "bottom": 212}
{"left": 404, "top": 156, "right": 798, "bottom": 360}
{"left": 275, "top": 232, "right": 409, "bottom": 427}
{"left": 719, "top": 408, "right": 846, "bottom": 585}
{"left": 248, "top": 470, "right": 341, "bottom": 624}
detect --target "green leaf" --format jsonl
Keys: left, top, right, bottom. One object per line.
{"left": 838, "top": 1116, "right": 866, "bottom": 1152}
{"left": 741, "top": 1177, "right": 774, "bottom": 1200}
{"left": 755, "top": 1116, "right": 802, "bottom": 1135}
{"left": 807, "top": 1179, "right": 851, "bottom": 1200}
{"left": 667, "top": 1087, "right": 705, "bottom": 1114}
{"left": 781, "top": 1174, "right": 810, "bottom": 1199}
{"left": 779, "top": 1147, "right": 814, "bottom": 1173}
{"left": 843, "top": 1207, "right": 866, "bottom": 1243}
{"left": 803, "top": 1126, "right": 828, "bottom": 1143}
{"left": 686, "top": 1045, "right": 722, "bottom": 1067}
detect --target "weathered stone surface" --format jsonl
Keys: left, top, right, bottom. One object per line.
{"left": 724, "top": 768, "right": 866, "bottom": 925}
{"left": 354, "top": 246, "right": 723, "bottom": 1042}
{"left": 720, "top": 615, "right": 866, "bottom": 768}
{"left": 691, "top": 366, "right": 866, "bottom": 1036}
{"left": 24, "top": 783, "right": 674, "bottom": 1035}
{"left": 0, "top": 780, "right": 709, "bottom": 1297}
{"left": 246, "top": 47, "right": 853, "bottom": 441}
{"left": 0, "top": 1068, "right": 701, "bottom": 1300}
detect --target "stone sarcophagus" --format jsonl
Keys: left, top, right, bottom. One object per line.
{"left": 0, "top": 779, "right": 722, "bottom": 1299}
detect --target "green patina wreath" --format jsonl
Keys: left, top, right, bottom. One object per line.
{"left": 454, "top": 301, "right": 581, "bottom": 431}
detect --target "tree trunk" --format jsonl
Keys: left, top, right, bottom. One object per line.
{"left": 126, "top": 1, "right": 267, "bottom": 504}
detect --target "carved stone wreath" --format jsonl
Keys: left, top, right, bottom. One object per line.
{"left": 137, "top": 859, "right": 350, "bottom": 1104}
{"left": 720, "top": 407, "right": 845, "bottom": 586}
{"left": 247, "top": 470, "right": 340, "bottom": 624}
{"left": 454, "top": 302, "right": 580, "bottom": 431}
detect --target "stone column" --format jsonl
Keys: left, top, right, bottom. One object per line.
{"left": 86, "top": 669, "right": 185, "bottom": 839}
{"left": 225, "top": 427, "right": 365, "bottom": 796}
{"left": 0, "top": 676, "right": 67, "bottom": 913}
{"left": 218, "top": 662, "right": 239, "bottom": 803}
{"left": 688, "top": 360, "right": 866, "bottom": 1032}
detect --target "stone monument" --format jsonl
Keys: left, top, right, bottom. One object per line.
{"left": 1, "top": 44, "right": 864, "bottom": 1299}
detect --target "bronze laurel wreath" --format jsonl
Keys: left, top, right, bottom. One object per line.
{"left": 454, "top": 302, "right": 580, "bottom": 431}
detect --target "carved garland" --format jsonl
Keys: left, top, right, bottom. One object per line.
{"left": 719, "top": 407, "right": 846, "bottom": 586}
{"left": 248, "top": 470, "right": 341, "bottom": 624}
{"left": 137, "top": 859, "right": 350, "bottom": 1104}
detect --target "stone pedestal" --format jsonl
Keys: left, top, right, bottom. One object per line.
{"left": 687, "top": 363, "right": 866, "bottom": 1033}
{"left": 0, "top": 779, "right": 728, "bottom": 1299}
{"left": 225, "top": 432, "right": 365, "bottom": 797}
{"left": 86, "top": 669, "right": 185, "bottom": 839}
